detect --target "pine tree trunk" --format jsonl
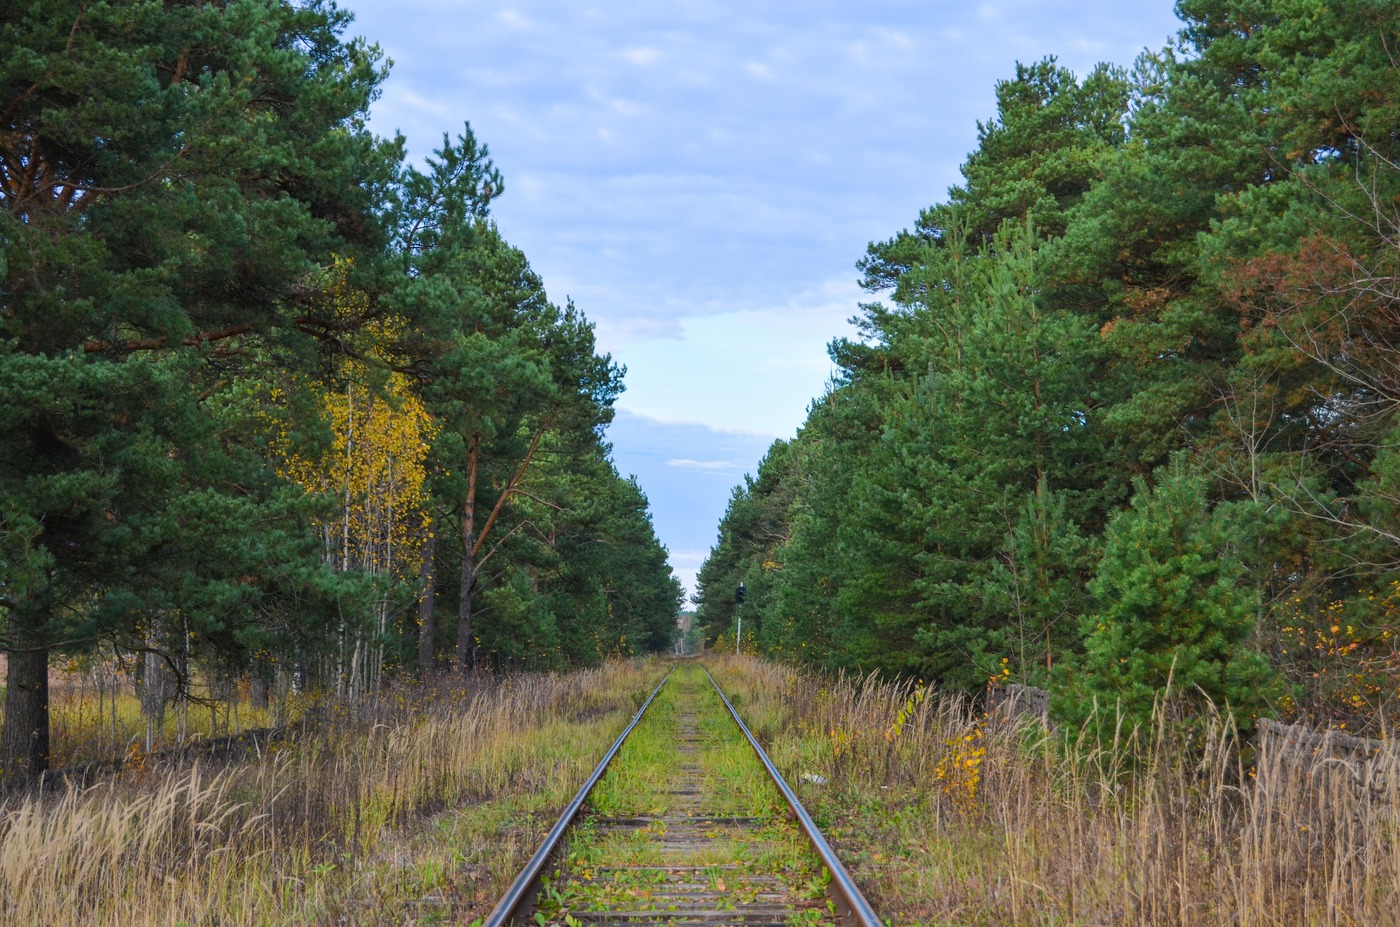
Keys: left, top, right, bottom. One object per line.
{"left": 456, "top": 554, "right": 476, "bottom": 671}
{"left": 417, "top": 522, "right": 437, "bottom": 678}
{"left": 455, "top": 436, "right": 480, "bottom": 672}
{"left": 1, "top": 615, "right": 51, "bottom": 788}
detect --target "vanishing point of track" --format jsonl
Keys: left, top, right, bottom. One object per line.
{"left": 483, "top": 662, "right": 882, "bottom": 927}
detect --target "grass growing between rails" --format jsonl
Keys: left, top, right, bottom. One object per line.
{"left": 0, "top": 659, "right": 667, "bottom": 927}
{"left": 585, "top": 665, "right": 783, "bottom": 820}
{"left": 540, "top": 663, "right": 834, "bottom": 924}
{"left": 709, "top": 654, "right": 1400, "bottom": 927}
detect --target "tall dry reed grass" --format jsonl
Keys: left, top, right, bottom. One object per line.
{"left": 710, "top": 654, "right": 1400, "bottom": 927}
{"left": 0, "top": 660, "right": 662, "bottom": 926}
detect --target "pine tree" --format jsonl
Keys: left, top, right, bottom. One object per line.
{"left": 1065, "top": 459, "right": 1279, "bottom": 735}
{"left": 1, "top": 0, "right": 393, "bottom": 785}
{"left": 839, "top": 220, "right": 1107, "bottom": 688}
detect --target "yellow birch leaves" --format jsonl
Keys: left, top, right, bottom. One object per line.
{"left": 268, "top": 258, "right": 436, "bottom": 582}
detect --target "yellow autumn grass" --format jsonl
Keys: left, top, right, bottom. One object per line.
{"left": 710, "top": 653, "right": 1400, "bottom": 927}
{"left": 0, "top": 659, "right": 664, "bottom": 927}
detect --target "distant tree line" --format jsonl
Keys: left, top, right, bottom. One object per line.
{"left": 0, "top": 0, "right": 682, "bottom": 786}
{"left": 696, "top": 0, "right": 1400, "bottom": 736}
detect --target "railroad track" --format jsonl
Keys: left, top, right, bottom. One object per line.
{"left": 483, "top": 662, "right": 881, "bottom": 927}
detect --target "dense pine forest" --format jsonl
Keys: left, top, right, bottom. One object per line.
{"left": 0, "top": 0, "right": 682, "bottom": 786}
{"left": 697, "top": 0, "right": 1400, "bottom": 733}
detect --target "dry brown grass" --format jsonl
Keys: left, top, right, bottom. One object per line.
{"left": 709, "top": 654, "right": 1400, "bottom": 927}
{"left": 0, "top": 659, "right": 664, "bottom": 926}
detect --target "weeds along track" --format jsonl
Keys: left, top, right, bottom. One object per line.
{"left": 485, "top": 662, "right": 880, "bottom": 927}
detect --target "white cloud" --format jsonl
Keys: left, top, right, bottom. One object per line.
{"left": 870, "top": 27, "right": 915, "bottom": 50}
{"left": 609, "top": 97, "right": 645, "bottom": 117}
{"left": 622, "top": 47, "right": 662, "bottom": 65}
{"left": 593, "top": 314, "right": 685, "bottom": 344}
{"left": 669, "top": 548, "right": 710, "bottom": 563}
{"left": 495, "top": 8, "right": 534, "bottom": 29}
{"left": 619, "top": 409, "right": 779, "bottom": 438}
{"left": 377, "top": 85, "right": 457, "bottom": 122}
{"left": 667, "top": 459, "right": 737, "bottom": 470}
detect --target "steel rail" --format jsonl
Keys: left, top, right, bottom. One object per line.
{"left": 701, "top": 664, "right": 885, "bottom": 927}
{"left": 481, "top": 666, "right": 674, "bottom": 927}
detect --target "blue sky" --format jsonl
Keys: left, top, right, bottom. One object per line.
{"left": 343, "top": 0, "right": 1186, "bottom": 597}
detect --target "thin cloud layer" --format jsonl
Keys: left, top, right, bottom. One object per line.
{"left": 667, "top": 459, "right": 738, "bottom": 471}
{"left": 352, "top": 0, "right": 1180, "bottom": 343}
